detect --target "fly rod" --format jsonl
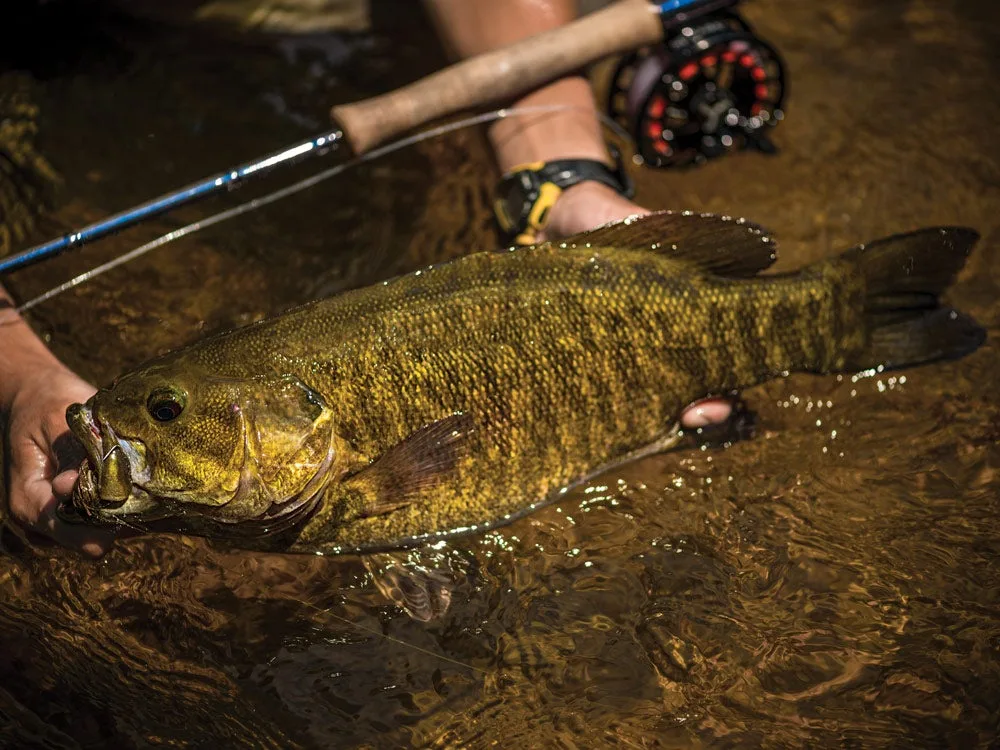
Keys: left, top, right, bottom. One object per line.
{"left": 0, "top": 0, "right": 731, "bottom": 275}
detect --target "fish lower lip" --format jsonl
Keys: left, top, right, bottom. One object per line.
{"left": 100, "top": 445, "right": 133, "bottom": 502}
{"left": 95, "top": 497, "right": 128, "bottom": 511}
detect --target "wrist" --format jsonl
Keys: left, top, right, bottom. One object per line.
{"left": 494, "top": 147, "right": 637, "bottom": 244}
{"left": 0, "top": 309, "right": 66, "bottom": 410}
{"left": 539, "top": 181, "right": 648, "bottom": 243}
{"left": 489, "top": 77, "right": 612, "bottom": 171}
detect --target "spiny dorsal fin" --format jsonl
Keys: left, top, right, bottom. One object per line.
{"left": 545, "top": 210, "right": 778, "bottom": 277}
{"left": 346, "top": 412, "right": 474, "bottom": 517}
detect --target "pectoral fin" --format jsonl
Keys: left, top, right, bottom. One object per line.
{"left": 343, "top": 412, "right": 474, "bottom": 519}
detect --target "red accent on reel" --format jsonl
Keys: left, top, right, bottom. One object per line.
{"left": 647, "top": 95, "right": 666, "bottom": 119}
{"left": 679, "top": 62, "right": 699, "bottom": 80}
{"left": 605, "top": 11, "right": 787, "bottom": 169}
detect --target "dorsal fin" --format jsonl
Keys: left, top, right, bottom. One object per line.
{"left": 546, "top": 210, "right": 779, "bottom": 277}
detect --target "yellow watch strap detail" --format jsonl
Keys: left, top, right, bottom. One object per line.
{"left": 504, "top": 161, "right": 547, "bottom": 176}
{"left": 516, "top": 182, "right": 562, "bottom": 245}
{"left": 495, "top": 149, "right": 632, "bottom": 247}
{"left": 493, "top": 197, "right": 516, "bottom": 233}
{"left": 528, "top": 183, "right": 562, "bottom": 229}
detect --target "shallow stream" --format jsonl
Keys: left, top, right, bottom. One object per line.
{"left": 2, "top": 1, "right": 999, "bottom": 747}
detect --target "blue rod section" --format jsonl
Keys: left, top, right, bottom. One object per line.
{"left": 658, "top": 0, "right": 738, "bottom": 20}
{"left": 658, "top": 0, "right": 704, "bottom": 11}
{"left": 0, "top": 0, "right": 730, "bottom": 276}
{"left": 0, "top": 128, "right": 343, "bottom": 275}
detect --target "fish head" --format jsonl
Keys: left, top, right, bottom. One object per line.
{"left": 60, "top": 360, "right": 337, "bottom": 537}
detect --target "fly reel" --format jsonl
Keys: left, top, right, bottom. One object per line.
{"left": 607, "top": 8, "right": 786, "bottom": 168}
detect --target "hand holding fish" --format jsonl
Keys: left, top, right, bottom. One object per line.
{"left": 54, "top": 213, "right": 985, "bottom": 559}
{"left": 0, "top": 0, "right": 731, "bottom": 557}
{"left": 0, "top": 304, "right": 113, "bottom": 557}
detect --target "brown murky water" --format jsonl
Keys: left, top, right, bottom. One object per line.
{"left": 2, "top": 0, "right": 999, "bottom": 747}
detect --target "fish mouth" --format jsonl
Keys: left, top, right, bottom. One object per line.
{"left": 59, "top": 402, "right": 160, "bottom": 525}
{"left": 58, "top": 401, "right": 333, "bottom": 539}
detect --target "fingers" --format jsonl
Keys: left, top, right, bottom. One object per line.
{"left": 680, "top": 397, "right": 734, "bottom": 429}
{"left": 47, "top": 468, "right": 116, "bottom": 558}
{"left": 8, "top": 445, "right": 115, "bottom": 559}
{"left": 50, "top": 429, "right": 88, "bottom": 475}
{"left": 50, "top": 518, "right": 116, "bottom": 559}
{"left": 51, "top": 467, "right": 79, "bottom": 498}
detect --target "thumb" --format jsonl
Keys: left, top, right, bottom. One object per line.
{"left": 51, "top": 468, "right": 79, "bottom": 498}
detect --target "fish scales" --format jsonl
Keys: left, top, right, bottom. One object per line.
{"left": 178, "top": 244, "right": 858, "bottom": 550}
{"left": 61, "top": 215, "right": 983, "bottom": 557}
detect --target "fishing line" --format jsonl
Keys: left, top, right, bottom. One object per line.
{"left": 10, "top": 106, "right": 631, "bottom": 678}
{"left": 289, "top": 595, "right": 490, "bottom": 675}
{"left": 17, "top": 106, "right": 632, "bottom": 313}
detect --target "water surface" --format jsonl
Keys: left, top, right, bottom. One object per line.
{"left": 2, "top": 0, "right": 999, "bottom": 747}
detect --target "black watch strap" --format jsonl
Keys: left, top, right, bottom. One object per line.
{"left": 493, "top": 144, "right": 635, "bottom": 245}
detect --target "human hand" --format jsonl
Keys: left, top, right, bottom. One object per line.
{"left": 536, "top": 180, "right": 650, "bottom": 243}
{"left": 2, "top": 361, "right": 114, "bottom": 557}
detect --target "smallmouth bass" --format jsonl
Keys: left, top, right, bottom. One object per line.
{"left": 59, "top": 212, "right": 985, "bottom": 556}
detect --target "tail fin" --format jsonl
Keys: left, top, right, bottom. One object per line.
{"left": 840, "top": 227, "right": 986, "bottom": 371}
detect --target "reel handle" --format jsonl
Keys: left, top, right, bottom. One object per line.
{"left": 330, "top": 0, "right": 664, "bottom": 155}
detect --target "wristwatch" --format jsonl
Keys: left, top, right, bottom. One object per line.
{"left": 493, "top": 144, "right": 635, "bottom": 246}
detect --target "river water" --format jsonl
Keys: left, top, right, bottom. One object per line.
{"left": 2, "top": 0, "right": 999, "bottom": 747}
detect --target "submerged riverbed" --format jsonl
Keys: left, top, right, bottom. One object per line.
{"left": 2, "top": 0, "right": 999, "bottom": 747}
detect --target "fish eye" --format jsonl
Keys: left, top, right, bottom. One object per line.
{"left": 147, "top": 388, "right": 186, "bottom": 422}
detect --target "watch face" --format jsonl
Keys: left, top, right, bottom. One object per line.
{"left": 496, "top": 173, "right": 537, "bottom": 232}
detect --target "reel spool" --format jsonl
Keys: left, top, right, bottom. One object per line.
{"left": 607, "top": 10, "right": 786, "bottom": 168}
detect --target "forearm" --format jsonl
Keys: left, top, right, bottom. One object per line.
{"left": 422, "top": 0, "right": 611, "bottom": 170}
{"left": 0, "top": 283, "right": 64, "bottom": 409}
